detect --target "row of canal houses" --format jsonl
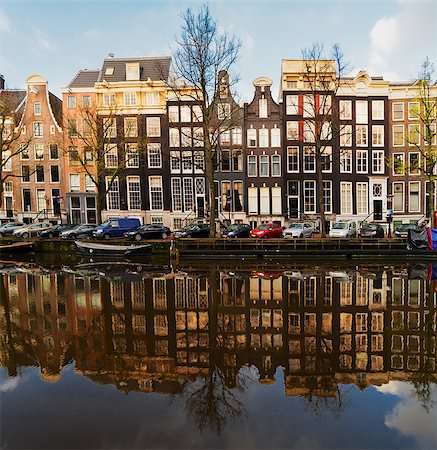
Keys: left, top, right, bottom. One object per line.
{"left": 0, "top": 55, "right": 436, "bottom": 231}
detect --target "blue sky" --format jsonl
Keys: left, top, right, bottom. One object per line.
{"left": 0, "top": 0, "right": 436, "bottom": 101}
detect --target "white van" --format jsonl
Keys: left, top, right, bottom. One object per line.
{"left": 329, "top": 220, "right": 357, "bottom": 238}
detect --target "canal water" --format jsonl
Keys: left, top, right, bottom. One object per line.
{"left": 0, "top": 259, "right": 436, "bottom": 449}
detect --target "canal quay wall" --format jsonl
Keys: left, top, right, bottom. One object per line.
{"left": 1, "top": 237, "right": 435, "bottom": 262}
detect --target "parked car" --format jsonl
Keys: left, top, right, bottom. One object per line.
{"left": 60, "top": 224, "right": 97, "bottom": 240}
{"left": 250, "top": 222, "right": 283, "bottom": 239}
{"left": 358, "top": 223, "right": 385, "bottom": 238}
{"left": 329, "top": 220, "right": 357, "bottom": 238}
{"left": 0, "top": 222, "right": 24, "bottom": 237}
{"left": 282, "top": 222, "right": 316, "bottom": 238}
{"left": 13, "top": 222, "right": 52, "bottom": 239}
{"left": 93, "top": 218, "right": 141, "bottom": 239}
{"left": 174, "top": 223, "right": 210, "bottom": 238}
{"left": 394, "top": 223, "right": 420, "bottom": 238}
{"left": 40, "top": 224, "right": 72, "bottom": 239}
{"left": 222, "top": 224, "right": 251, "bottom": 238}
{"left": 125, "top": 224, "right": 171, "bottom": 241}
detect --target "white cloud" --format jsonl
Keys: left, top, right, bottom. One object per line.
{"left": 0, "top": 376, "right": 22, "bottom": 392}
{"left": 367, "top": 0, "right": 437, "bottom": 80}
{"left": 0, "top": 10, "right": 11, "bottom": 33}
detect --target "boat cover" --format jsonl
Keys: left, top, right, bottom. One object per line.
{"left": 407, "top": 228, "right": 429, "bottom": 250}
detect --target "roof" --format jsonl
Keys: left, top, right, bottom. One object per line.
{"left": 0, "top": 90, "right": 26, "bottom": 121}
{"left": 97, "top": 56, "right": 171, "bottom": 83}
{"left": 67, "top": 70, "right": 100, "bottom": 89}
{"left": 48, "top": 92, "right": 62, "bottom": 126}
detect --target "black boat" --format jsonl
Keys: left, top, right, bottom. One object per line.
{"left": 0, "top": 241, "right": 34, "bottom": 254}
{"left": 74, "top": 240, "right": 151, "bottom": 257}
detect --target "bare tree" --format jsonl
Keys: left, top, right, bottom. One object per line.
{"left": 170, "top": 4, "right": 241, "bottom": 237}
{"left": 299, "top": 43, "right": 349, "bottom": 237}
{"left": 0, "top": 95, "right": 32, "bottom": 211}
{"left": 64, "top": 104, "right": 146, "bottom": 224}
{"left": 390, "top": 58, "right": 437, "bottom": 226}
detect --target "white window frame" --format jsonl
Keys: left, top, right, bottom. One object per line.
{"left": 287, "top": 146, "right": 299, "bottom": 173}
{"left": 127, "top": 176, "right": 141, "bottom": 210}
{"left": 149, "top": 176, "right": 163, "bottom": 210}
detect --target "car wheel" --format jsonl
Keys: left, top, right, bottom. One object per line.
{"left": 48, "top": 232, "right": 54, "bottom": 239}
{"left": 0, "top": 232, "right": 3, "bottom": 238}
{"left": 310, "top": 233, "right": 314, "bottom": 238}
{"left": 104, "top": 234, "right": 110, "bottom": 240}
{"left": 299, "top": 233, "right": 304, "bottom": 238}
{"left": 134, "top": 233, "right": 142, "bottom": 242}
{"left": 70, "top": 233, "right": 77, "bottom": 240}
{"left": 22, "top": 232, "right": 29, "bottom": 239}
{"left": 161, "top": 232, "right": 168, "bottom": 239}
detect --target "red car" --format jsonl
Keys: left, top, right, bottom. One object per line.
{"left": 249, "top": 222, "right": 283, "bottom": 239}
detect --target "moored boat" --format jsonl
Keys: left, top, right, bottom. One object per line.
{"left": 74, "top": 240, "right": 151, "bottom": 257}
{"left": 0, "top": 241, "right": 34, "bottom": 254}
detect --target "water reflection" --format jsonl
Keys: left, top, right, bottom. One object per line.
{"left": 0, "top": 261, "right": 436, "bottom": 437}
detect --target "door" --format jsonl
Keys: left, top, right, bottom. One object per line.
{"left": 288, "top": 198, "right": 299, "bottom": 218}
{"left": 5, "top": 197, "right": 13, "bottom": 218}
{"left": 197, "top": 197, "right": 205, "bottom": 218}
{"left": 373, "top": 200, "right": 383, "bottom": 221}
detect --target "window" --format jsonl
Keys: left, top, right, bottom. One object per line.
{"left": 102, "top": 94, "right": 116, "bottom": 107}
{"left": 339, "top": 100, "right": 352, "bottom": 120}
{"left": 372, "top": 100, "right": 384, "bottom": 120}
{"left": 303, "top": 122, "right": 315, "bottom": 142}
{"left": 84, "top": 148, "right": 93, "bottom": 163}
{"left": 50, "top": 165, "right": 59, "bottom": 183}
{"left": 220, "top": 128, "right": 230, "bottom": 146}
{"left": 67, "top": 95, "right": 76, "bottom": 109}
{"left": 183, "top": 178, "right": 193, "bottom": 211}
{"left": 259, "top": 155, "right": 269, "bottom": 177}
{"left": 247, "top": 128, "right": 257, "bottom": 147}
{"left": 168, "top": 106, "right": 179, "bottom": 122}
{"left": 372, "top": 125, "right": 384, "bottom": 146}
{"left": 34, "top": 102, "right": 41, "bottom": 115}
{"left": 408, "top": 102, "right": 420, "bottom": 120}
{"left": 356, "top": 125, "right": 368, "bottom": 146}
{"left": 425, "top": 123, "right": 436, "bottom": 145}
{"left": 70, "top": 174, "right": 80, "bottom": 192}
{"left": 340, "top": 149, "right": 352, "bottom": 173}
{"left": 271, "top": 127, "right": 280, "bottom": 147}
{"left": 146, "top": 92, "right": 160, "bottom": 106}
{"left": 149, "top": 176, "right": 163, "bottom": 210}
{"left": 2, "top": 150, "right": 11, "bottom": 171}
{"left": 126, "top": 63, "right": 140, "bottom": 81}
{"left": 356, "top": 182, "right": 368, "bottom": 214}
{"left": 286, "top": 95, "right": 299, "bottom": 115}
{"left": 259, "top": 98, "right": 268, "bottom": 118}
{"left": 33, "top": 122, "right": 43, "bottom": 137}
{"left": 248, "top": 187, "right": 258, "bottom": 214}
{"left": 321, "top": 147, "right": 332, "bottom": 172}
{"left": 193, "top": 127, "right": 204, "bottom": 147}
{"left": 36, "top": 165, "right": 44, "bottom": 183}
{"left": 272, "top": 155, "right": 281, "bottom": 176}
{"left": 104, "top": 144, "right": 118, "bottom": 168}
{"left": 320, "top": 95, "right": 332, "bottom": 115}
{"left": 147, "top": 143, "right": 161, "bottom": 168}
{"left": 393, "top": 182, "right": 404, "bottom": 211}
{"left": 124, "top": 117, "right": 138, "bottom": 137}
{"left": 217, "top": 103, "right": 230, "bottom": 119}
{"left": 221, "top": 149, "right": 230, "bottom": 171}
{"left": 170, "top": 151, "right": 180, "bottom": 173}
{"left": 20, "top": 143, "right": 29, "bottom": 160}
{"left": 106, "top": 177, "right": 119, "bottom": 209}
{"left": 124, "top": 93, "right": 137, "bottom": 106}
{"left": 340, "top": 182, "right": 352, "bottom": 214}
{"left": 171, "top": 178, "right": 182, "bottom": 211}
{"left": 321, "top": 122, "right": 332, "bottom": 140}
{"left": 287, "top": 147, "right": 299, "bottom": 173}
{"left": 181, "top": 127, "right": 192, "bottom": 147}
{"left": 340, "top": 125, "right": 352, "bottom": 147}
{"left": 372, "top": 150, "right": 384, "bottom": 174}
{"left": 408, "top": 124, "right": 420, "bottom": 146}
{"left": 169, "top": 128, "right": 180, "bottom": 147}
{"left": 323, "top": 181, "right": 332, "bottom": 213}
{"left": 68, "top": 146, "right": 79, "bottom": 165}
{"left": 356, "top": 101, "right": 368, "bottom": 124}
{"left": 303, "top": 146, "right": 315, "bottom": 172}
{"left": 193, "top": 105, "right": 202, "bottom": 122}
{"left": 103, "top": 117, "right": 117, "bottom": 138}
{"left": 82, "top": 119, "right": 92, "bottom": 138}
{"left": 303, "top": 95, "right": 315, "bottom": 118}
{"left": 409, "top": 182, "right": 420, "bottom": 212}
{"left": 303, "top": 181, "right": 316, "bottom": 213}
{"left": 409, "top": 153, "right": 420, "bottom": 175}
{"left": 180, "top": 106, "right": 191, "bottom": 122}
{"left": 182, "top": 151, "right": 192, "bottom": 173}
{"left": 259, "top": 128, "right": 268, "bottom": 147}
{"left": 393, "top": 153, "right": 404, "bottom": 175}
{"left": 356, "top": 150, "right": 368, "bottom": 173}
{"left": 126, "top": 143, "right": 139, "bottom": 168}
{"left": 393, "top": 125, "right": 404, "bottom": 146}
{"left": 67, "top": 118, "right": 78, "bottom": 137}
{"left": 85, "top": 175, "right": 95, "bottom": 192}
{"left": 221, "top": 181, "right": 231, "bottom": 212}
{"left": 248, "top": 155, "right": 257, "bottom": 176}
{"left": 22, "top": 165, "right": 30, "bottom": 182}
{"left": 146, "top": 117, "right": 160, "bottom": 137}
{"left": 195, "top": 151, "right": 205, "bottom": 172}
{"left": 232, "top": 127, "right": 242, "bottom": 145}
{"left": 82, "top": 96, "right": 91, "bottom": 108}
{"left": 286, "top": 121, "right": 299, "bottom": 140}
{"left": 127, "top": 176, "right": 141, "bottom": 210}
{"left": 35, "top": 143, "right": 44, "bottom": 160}
{"left": 392, "top": 102, "right": 404, "bottom": 121}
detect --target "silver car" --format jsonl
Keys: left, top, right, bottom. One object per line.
{"left": 12, "top": 222, "right": 52, "bottom": 239}
{"left": 283, "top": 222, "right": 316, "bottom": 238}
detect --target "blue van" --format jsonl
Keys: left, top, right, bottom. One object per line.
{"left": 93, "top": 218, "right": 141, "bottom": 239}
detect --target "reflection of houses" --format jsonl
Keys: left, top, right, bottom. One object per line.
{"left": 0, "top": 265, "right": 435, "bottom": 397}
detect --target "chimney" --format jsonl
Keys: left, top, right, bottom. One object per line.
{"left": 108, "top": 53, "right": 114, "bottom": 58}
{"left": 0, "top": 75, "right": 4, "bottom": 90}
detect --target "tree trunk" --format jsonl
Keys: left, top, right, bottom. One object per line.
{"left": 206, "top": 147, "right": 217, "bottom": 238}
{"left": 96, "top": 192, "right": 103, "bottom": 225}
{"left": 316, "top": 154, "right": 327, "bottom": 237}
{"left": 430, "top": 180, "right": 436, "bottom": 228}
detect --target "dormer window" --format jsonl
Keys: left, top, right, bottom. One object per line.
{"left": 105, "top": 67, "right": 114, "bottom": 76}
{"left": 126, "top": 63, "right": 140, "bottom": 81}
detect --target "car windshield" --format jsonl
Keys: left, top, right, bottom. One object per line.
{"left": 362, "top": 225, "right": 378, "bottom": 230}
{"left": 333, "top": 223, "right": 348, "bottom": 229}
{"left": 257, "top": 224, "right": 269, "bottom": 230}
{"left": 227, "top": 225, "right": 239, "bottom": 231}
{"left": 289, "top": 224, "right": 303, "bottom": 229}
{"left": 100, "top": 221, "right": 110, "bottom": 227}
{"left": 184, "top": 225, "right": 197, "bottom": 231}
